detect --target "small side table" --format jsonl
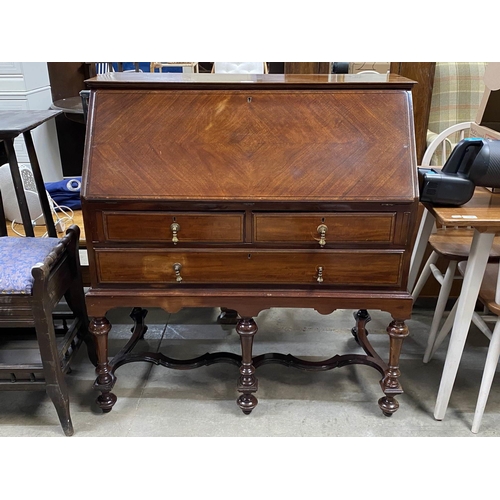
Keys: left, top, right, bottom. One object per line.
{"left": 0, "top": 110, "right": 61, "bottom": 238}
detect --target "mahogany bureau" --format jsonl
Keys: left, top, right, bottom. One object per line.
{"left": 81, "top": 72, "right": 419, "bottom": 416}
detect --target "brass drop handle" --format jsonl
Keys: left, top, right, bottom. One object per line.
{"left": 173, "top": 263, "right": 183, "bottom": 282}
{"left": 316, "top": 266, "right": 324, "bottom": 283}
{"left": 317, "top": 224, "right": 328, "bottom": 247}
{"left": 171, "top": 222, "right": 180, "bottom": 245}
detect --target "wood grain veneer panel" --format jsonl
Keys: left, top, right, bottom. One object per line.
{"left": 84, "top": 90, "right": 416, "bottom": 202}
{"left": 390, "top": 62, "right": 435, "bottom": 163}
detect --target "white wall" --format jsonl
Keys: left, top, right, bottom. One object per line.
{"left": 0, "top": 62, "right": 63, "bottom": 181}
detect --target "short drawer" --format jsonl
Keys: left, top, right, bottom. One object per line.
{"left": 102, "top": 211, "right": 244, "bottom": 243}
{"left": 95, "top": 249, "right": 403, "bottom": 287}
{"left": 253, "top": 212, "right": 396, "bottom": 245}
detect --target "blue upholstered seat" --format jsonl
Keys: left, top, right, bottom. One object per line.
{"left": 0, "top": 237, "right": 60, "bottom": 294}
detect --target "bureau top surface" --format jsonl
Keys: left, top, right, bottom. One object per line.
{"left": 84, "top": 72, "right": 415, "bottom": 90}
{"left": 82, "top": 75, "right": 418, "bottom": 203}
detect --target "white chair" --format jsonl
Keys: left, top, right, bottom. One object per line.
{"left": 452, "top": 261, "right": 500, "bottom": 433}
{"left": 150, "top": 62, "right": 198, "bottom": 73}
{"left": 212, "top": 62, "right": 268, "bottom": 74}
{"left": 95, "top": 63, "right": 142, "bottom": 74}
{"left": 421, "top": 121, "right": 473, "bottom": 166}
{"left": 410, "top": 63, "right": 493, "bottom": 362}
{"left": 411, "top": 61, "right": 500, "bottom": 432}
{"left": 411, "top": 122, "right": 500, "bottom": 363}
{"left": 408, "top": 63, "right": 487, "bottom": 295}
{"left": 95, "top": 62, "right": 113, "bottom": 74}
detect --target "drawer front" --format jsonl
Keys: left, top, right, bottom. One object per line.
{"left": 95, "top": 249, "right": 403, "bottom": 286}
{"left": 102, "top": 212, "right": 244, "bottom": 243}
{"left": 253, "top": 213, "right": 396, "bottom": 244}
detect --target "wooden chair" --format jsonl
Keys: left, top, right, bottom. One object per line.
{"left": 0, "top": 110, "right": 96, "bottom": 436}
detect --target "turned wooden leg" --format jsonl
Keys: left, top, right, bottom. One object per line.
{"left": 379, "top": 319, "right": 409, "bottom": 417}
{"left": 90, "top": 316, "right": 117, "bottom": 413}
{"left": 351, "top": 309, "right": 371, "bottom": 344}
{"left": 236, "top": 317, "right": 258, "bottom": 414}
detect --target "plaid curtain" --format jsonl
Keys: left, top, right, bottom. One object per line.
{"left": 427, "top": 62, "right": 487, "bottom": 164}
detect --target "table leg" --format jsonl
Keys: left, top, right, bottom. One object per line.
{"left": 434, "top": 230, "right": 495, "bottom": 420}
{"left": 236, "top": 317, "right": 258, "bottom": 414}
{"left": 408, "top": 208, "right": 436, "bottom": 293}
{"left": 90, "top": 316, "right": 117, "bottom": 413}
{"left": 379, "top": 319, "right": 409, "bottom": 416}
{"left": 3, "top": 138, "right": 34, "bottom": 237}
{"left": 23, "top": 130, "right": 57, "bottom": 237}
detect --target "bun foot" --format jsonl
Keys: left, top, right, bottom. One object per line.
{"left": 237, "top": 394, "right": 258, "bottom": 414}
{"left": 378, "top": 395, "right": 399, "bottom": 417}
{"left": 97, "top": 392, "right": 117, "bottom": 413}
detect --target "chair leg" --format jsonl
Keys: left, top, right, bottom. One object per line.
{"left": 426, "top": 273, "right": 494, "bottom": 363}
{"left": 411, "top": 251, "right": 439, "bottom": 300}
{"left": 423, "top": 260, "right": 457, "bottom": 362}
{"left": 471, "top": 312, "right": 493, "bottom": 341}
{"left": 33, "top": 306, "right": 74, "bottom": 436}
{"left": 471, "top": 319, "right": 500, "bottom": 433}
{"left": 46, "top": 383, "right": 74, "bottom": 437}
{"left": 427, "top": 300, "right": 457, "bottom": 362}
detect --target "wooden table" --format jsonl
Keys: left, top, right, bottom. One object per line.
{"left": 0, "top": 110, "right": 62, "bottom": 239}
{"left": 410, "top": 187, "right": 500, "bottom": 420}
{"left": 81, "top": 72, "right": 419, "bottom": 416}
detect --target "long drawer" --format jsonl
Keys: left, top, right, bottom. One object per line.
{"left": 95, "top": 249, "right": 404, "bottom": 286}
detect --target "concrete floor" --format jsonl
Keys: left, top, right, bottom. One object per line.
{"left": 0, "top": 305, "right": 498, "bottom": 437}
